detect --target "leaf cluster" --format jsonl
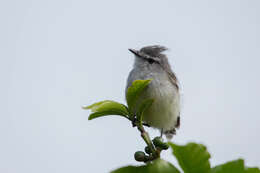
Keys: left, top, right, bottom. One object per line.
{"left": 83, "top": 79, "right": 152, "bottom": 121}
{"left": 112, "top": 142, "right": 260, "bottom": 173}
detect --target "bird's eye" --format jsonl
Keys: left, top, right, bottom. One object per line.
{"left": 148, "top": 58, "right": 155, "bottom": 64}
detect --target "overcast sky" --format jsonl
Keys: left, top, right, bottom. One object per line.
{"left": 1, "top": 0, "right": 259, "bottom": 172}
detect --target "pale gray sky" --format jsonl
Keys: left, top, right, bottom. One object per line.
{"left": 1, "top": 0, "right": 259, "bottom": 172}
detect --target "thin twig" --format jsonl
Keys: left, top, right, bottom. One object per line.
{"left": 136, "top": 120, "right": 160, "bottom": 161}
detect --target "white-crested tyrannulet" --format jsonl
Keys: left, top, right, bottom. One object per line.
{"left": 126, "top": 45, "right": 180, "bottom": 140}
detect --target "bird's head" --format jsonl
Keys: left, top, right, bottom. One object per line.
{"left": 129, "top": 45, "right": 168, "bottom": 64}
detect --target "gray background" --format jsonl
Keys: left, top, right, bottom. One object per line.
{"left": 1, "top": 0, "right": 259, "bottom": 172}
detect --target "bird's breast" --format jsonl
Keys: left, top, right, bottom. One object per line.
{"left": 138, "top": 74, "right": 180, "bottom": 130}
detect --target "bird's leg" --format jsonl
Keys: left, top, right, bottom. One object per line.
{"left": 132, "top": 117, "right": 137, "bottom": 127}
{"left": 143, "top": 123, "right": 150, "bottom": 127}
{"left": 160, "top": 129, "right": 163, "bottom": 138}
{"left": 132, "top": 117, "right": 150, "bottom": 127}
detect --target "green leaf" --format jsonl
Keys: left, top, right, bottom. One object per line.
{"left": 136, "top": 99, "right": 154, "bottom": 122}
{"left": 169, "top": 142, "right": 211, "bottom": 173}
{"left": 246, "top": 167, "right": 260, "bottom": 173}
{"left": 111, "top": 159, "right": 181, "bottom": 173}
{"left": 82, "top": 100, "right": 129, "bottom": 120}
{"left": 126, "top": 79, "right": 152, "bottom": 117}
{"left": 211, "top": 159, "right": 260, "bottom": 173}
{"left": 211, "top": 159, "right": 244, "bottom": 173}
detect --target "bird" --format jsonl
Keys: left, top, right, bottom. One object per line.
{"left": 126, "top": 45, "right": 180, "bottom": 140}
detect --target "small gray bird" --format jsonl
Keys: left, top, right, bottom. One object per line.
{"left": 126, "top": 45, "right": 180, "bottom": 140}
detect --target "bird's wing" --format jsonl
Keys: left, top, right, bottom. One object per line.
{"left": 165, "top": 68, "right": 179, "bottom": 91}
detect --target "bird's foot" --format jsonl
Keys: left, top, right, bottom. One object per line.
{"left": 131, "top": 117, "right": 150, "bottom": 127}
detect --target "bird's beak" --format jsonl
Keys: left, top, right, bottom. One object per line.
{"left": 128, "top": 49, "right": 140, "bottom": 57}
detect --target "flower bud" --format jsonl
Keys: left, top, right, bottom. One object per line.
{"left": 152, "top": 137, "right": 164, "bottom": 147}
{"left": 144, "top": 146, "right": 152, "bottom": 154}
{"left": 134, "top": 151, "right": 146, "bottom": 162}
{"left": 152, "top": 137, "right": 169, "bottom": 150}
{"left": 160, "top": 143, "right": 169, "bottom": 150}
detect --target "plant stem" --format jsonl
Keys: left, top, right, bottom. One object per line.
{"left": 137, "top": 121, "right": 159, "bottom": 160}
